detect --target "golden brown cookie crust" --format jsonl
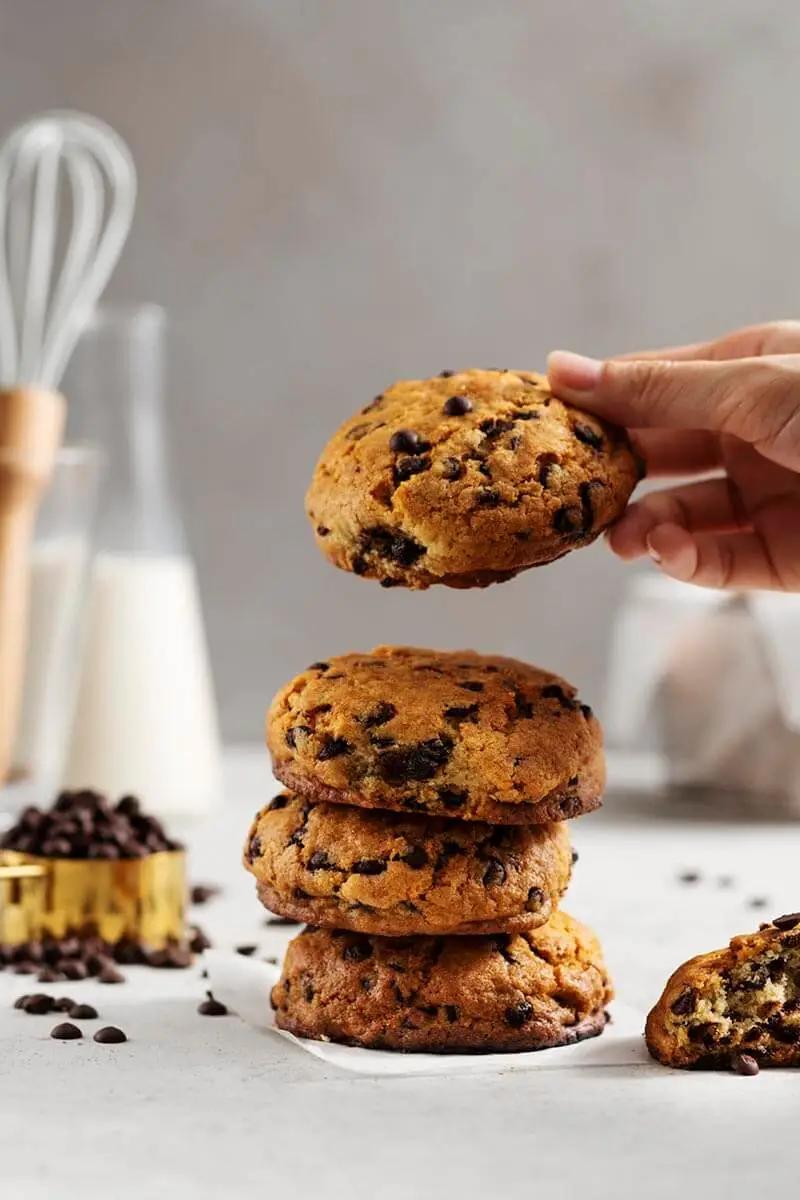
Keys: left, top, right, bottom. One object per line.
{"left": 266, "top": 647, "right": 605, "bottom": 824}
{"left": 271, "top": 911, "right": 613, "bottom": 1053}
{"left": 243, "top": 792, "right": 573, "bottom": 936}
{"left": 646, "top": 915, "right": 800, "bottom": 1069}
{"left": 306, "top": 369, "right": 642, "bottom": 590}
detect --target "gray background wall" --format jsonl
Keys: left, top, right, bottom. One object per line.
{"left": 1, "top": 0, "right": 798, "bottom": 739}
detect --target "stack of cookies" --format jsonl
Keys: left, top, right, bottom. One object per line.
{"left": 244, "top": 368, "right": 641, "bottom": 1054}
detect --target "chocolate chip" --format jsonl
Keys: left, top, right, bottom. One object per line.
{"left": 308, "top": 661, "right": 330, "bottom": 672}
{"left": 443, "top": 394, "right": 472, "bottom": 416}
{"left": 747, "top": 896, "right": 770, "bottom": 909}
{"left": 493, "top": 935, "right": 517, "bottom": 965}
{"left": 671, "top": 988, "right": 697, "bottom": 1016}
{"left": 235, "top": 945, "right": 258, "bottom": 957}
{"left": 401, "top": 847, "right": 429, "bottom": 869}
{"left": 439, "top": 370, "right": 455, "bottom": 378}
{"left": 93, "top": 1025, "right": 127, "bottom": 1043}
{"left": 360, "top": 526, "right": 427, "bottom": 568}
{"left": 401, "top": 796, "right": 428, "bottom": 812}
{"left": 343, "top": 938, "right": 372, "bottom": 963}
{"left": 482, "top": 859, "right": 506, "bottom": 887}
{"left": 69, "top": 1004, "right": 98, "bottom": 1020}
{"left": 553, "top": 506, "right": 581, "bottom": 535}
{"left": 393, "top": 455, "right": 431, "bottom": 486}
{"left": 285, "top": 725, "right": 312, "bottom": 749}
{"left": 476, "top": 487, "right": 501, "bottom": 508}
{"left": 149, "top": 944, "right": 193, "bottom": 970}
{"left": 772, "top": 913, "right": 800, "bottom": 931}
{"left": 246, "top": 834, "right": 262, "bottom": 863}
{"left": 571, "top": 850, "right": 579, "bottom": 865}
{"left": 316, "top": 525, "right": 330, "bottom": 537}
{"left": 21, "top": 993, "right": 56, "bottom": 1015}
{"left": 445, "top": 1005, "right": 459, "bottom": 1023}
{"left": 263, "top": 915, "right": 298, "bottom": 927}
{"left": 389, "top": 430, "right": 421, "bottom": 454}
{"left": 479, "top": 417, "right": 515, "bottom": 440}
{"left": 307, "top": 851, "right": 334, "bottom": 872}
{"left": 537, "top": 453, "right": 558, "bottom": 487}
{"left": 36, "top": 968, "right": 62, "bottom": 984}
{"left": 198, "top": 992, "right": 228, "bottom": 1017}
{"left": 13, "top": 962, "right": 38, "bottom": 975}
{"left": 459, "top": 681, "right": 484, "bottom": 693}
{"left": 97, "top": 965, "right": 125, "bottom": 984}
{"left": 189, "top": 927, "right": 212, "bottom": 954}
{"left": 369, "top": 735, "right": 395, "bottom": 748}
{"left": 317, "top": 737, "right": 353, "bottom": 761}
{"left": 13, "top": 994, "right": 31, "bottom": 1010}
{"left": 443, "top": 703, "right": 479, "bottom": 722}
{"left": 526, "top": 887, "right": 545, "bottom": 911}
{"left": 437, "top": 788, "right": 467, "bottom": 811}
{"left": 541, "top": 684, "right": 577, "bottom": 710}
{"left": 580, "top": 704, "right": 593, "bottom": 720}
{"left": 574, "top": 422, "right": 604, "bottom": 450}
{"left": 440, "top": 458, "right": 464, "bottom": 481}
{"left": 513, "top": 689, "right": 534, "bottom": 719}
{"left": 351, "top": 859, "right": 387, "bottom": 876}
{"left": 50, "top": 1022, "right": 82, "bottom": 1040}
{"left": 505, "top": 1001, "right": 533, "bottom": 1029}
{"left": 731, "top": 1052, "right": 759, "bottom": 1076}
{"left": 54, "top": 997, "right": 76, "bottom": 1012}
{"left": 578, "top": 480, "right": 599, "bottom": 532}
{"left": 361, "top": 702, "right": 397, "bottom": 729}
{"left": 191, "top": 883, "right": 222, "bottom": 905}
{"left": 377, "top": 735, "right": 453, "bottom": 783}
{"left": 515, "top": 410, "right": 539, "bottom": 421}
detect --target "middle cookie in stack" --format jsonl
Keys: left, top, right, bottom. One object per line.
{"left": 246, "top": 644, "right": 613, "bottom": 1053}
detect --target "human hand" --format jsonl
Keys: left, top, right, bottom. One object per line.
{"left": 547, "top": 322, "right": 800, "bottom": 591}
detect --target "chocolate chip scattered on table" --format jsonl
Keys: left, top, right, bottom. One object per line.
{"left": 306, "top": 368, "right": 641, "bottom": 589}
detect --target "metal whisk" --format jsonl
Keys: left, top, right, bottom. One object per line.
{"left": 0, "top": 109, "right": 136, "bottom": 388}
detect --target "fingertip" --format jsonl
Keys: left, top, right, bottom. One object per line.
{"left": 606, "top": 504, "right": 656, "bottom": 560}
{"left": 547, "top": 350, "right": 603, "bottom": 399}
{"left": 647, "top": 523, "right": 698, "bottom": 581}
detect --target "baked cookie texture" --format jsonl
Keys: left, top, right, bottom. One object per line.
{"left": 646, "top": 914, "right": 800, "bottom": 1069}
{"left": 306, "top": 368, "right": 642, "bottom": 589}
{"left": 267, "top": 647, "right": 604, "bottom": 825}
{"left": 271, "top": 911, "right": 613, "bottom": 1053}
{"left": 244, "top": 792, "right": 573, "bottom": 936}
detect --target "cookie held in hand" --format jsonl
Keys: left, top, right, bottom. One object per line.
{"left": 646, "top": 914, "right": 800, "bottom": 1070}
{"left": 306, "top": 369, "right": 642, "bottom": 589}
{"left": 266, "top": 646, "right": 605, "bottom": 825}
{"left": 271, "top": 911, "right": 613, "bottom": 1054}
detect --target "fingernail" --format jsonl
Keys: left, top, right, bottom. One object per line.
{"left": 547, "top": 351, "right": 603, "bottom": 395}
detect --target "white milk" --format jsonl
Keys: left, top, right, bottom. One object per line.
{"left": 63, "top": 552, "right": 221, "bottom": 819}
{"left": 13, "top": 537, "right": 89, "bottom": 783}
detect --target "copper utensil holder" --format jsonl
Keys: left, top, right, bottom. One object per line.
{"left": 0, "top": 849, "right": 186, "bottom": 947}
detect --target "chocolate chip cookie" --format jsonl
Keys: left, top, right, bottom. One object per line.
{"left": 244, "top": 792, "right": 573, "bottom": 936}
{"left": 306, "top": 368, "right": 641, "bottom": 589}
{"left": 271, "top": 911, "right": 612, "bottom": 1053}
{"left": 267, "top": 647, "right": 604, "bottom": 824}
{"left": 646, "top": 914, "right": 800, "bottom": 1070}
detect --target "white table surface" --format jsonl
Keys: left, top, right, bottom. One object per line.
{"left": 2, "top": 748, "right": 799, "bottom": 1199}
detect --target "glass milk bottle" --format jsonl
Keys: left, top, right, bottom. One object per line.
{"left": 61, "top": 304, "right": 221, "bottom": 821}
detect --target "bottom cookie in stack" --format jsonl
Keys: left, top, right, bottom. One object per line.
{"left": 270, "top": 913, "right": 613, "bottom": 1054}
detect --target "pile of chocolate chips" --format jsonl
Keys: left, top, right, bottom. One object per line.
{"left": 0, "top": 790, "right": 181, "bottom": 860}
{"left": 0, "top": 933, "right": 199, "bottom": 982}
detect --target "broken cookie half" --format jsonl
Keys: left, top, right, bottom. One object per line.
{"left": 646, "top": 913, "right": 800, "bottom": 1070}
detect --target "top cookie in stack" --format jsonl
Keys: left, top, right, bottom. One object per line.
{"left": 306, "top": 369, "right": 641, "bottom": 590}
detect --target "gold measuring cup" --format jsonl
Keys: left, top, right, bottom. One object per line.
{"left": 0, "top": 849, "right": 186, "bottom": 947}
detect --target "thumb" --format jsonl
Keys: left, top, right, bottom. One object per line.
{"left": 547, "top": 350, "right": 800, "bottom": 472}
